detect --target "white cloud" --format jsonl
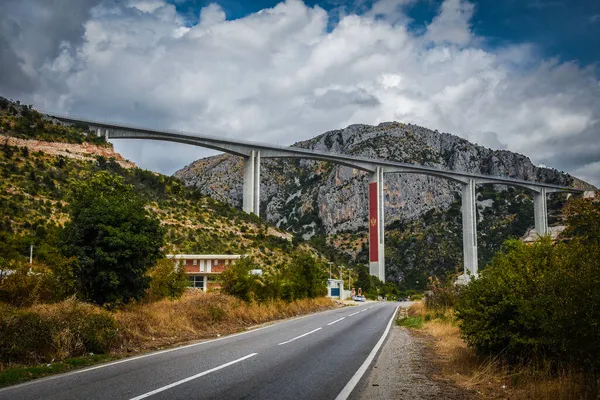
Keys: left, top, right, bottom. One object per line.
{"left": 572, "top": 161, "right": 600, "bottom": 187}
{"left": 425, "top": 0, "right": 474, "bottom": 45}
{"left": 4, "top": 0, "right": 600, "bottom": 187}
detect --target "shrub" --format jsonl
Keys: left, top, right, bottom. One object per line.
{"left": 425, "top": 275, "right": 461, "bottom": 312}
{"left": 0, "top": 260, "right": 72, "bottom": 307}
{"left": 0, "top": 306, "right": 54, "bottom": 363}
{"left": 0, "top": 300, "right": 118, "bottom": 364}
{"left": 456, "top": 233, "right": 600, "bottom": 381}
{"left": 219, "top": 257, "right": 260, "bottom": 302}
{"left": 455, "top": 238, "right": 558, "bottom": 363}
{"left": 146, "top": 259, "right": 188, "bottom": 302}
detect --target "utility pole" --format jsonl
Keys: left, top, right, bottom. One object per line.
{"left": 328, "top": 262, "right": 333, "bottom": 279}
{"left": 348, "top": 268, "right": 352, "bottom": 289}
{"left": 29, "top": 245, "right": 34, "bottom": 264}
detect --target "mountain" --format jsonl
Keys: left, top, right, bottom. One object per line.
{"left": 175, "top": 122, "right": 595, "bottom": 287}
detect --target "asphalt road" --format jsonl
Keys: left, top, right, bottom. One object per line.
{"left": 0, "top": 301, "right": 401, "bottom": 400}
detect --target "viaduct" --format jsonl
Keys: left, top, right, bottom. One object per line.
{"left": 51, "top": 114, "right": 584, "bottom": 282}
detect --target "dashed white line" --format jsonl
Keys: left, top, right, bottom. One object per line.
{"left": 327, "top": 317, "right": 345, "bottom": 326}
{"left": 348, "top": 311, "right": 360, "bottom": 316}
{"left": 278, "top": 328, "right": 322, "bottom": 345}
{"left": 368, "top": 306, "right": 374, "bottom": 309}
{"left": 360, "top": 309, "right": 368, "bottom": 312}
{"left": 128, "top": 353, "right": 258, "bottom": 400}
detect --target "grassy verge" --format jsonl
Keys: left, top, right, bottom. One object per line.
{"left": 0, "top": 293, "right": 335, "bottom": 388}
{"left": 400, "top": 301, "right": 591, "bottom": 400}
{"left": 396, "top": 316, "right": 424, "bottom": 329}
{"left": 0, "top": 354, "right": 118, "bottom": 388}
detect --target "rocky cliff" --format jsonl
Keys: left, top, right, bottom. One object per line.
{"left": 175, "top": 122, "right": 593, "bottom": 240}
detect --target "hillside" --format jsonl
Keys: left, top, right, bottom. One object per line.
{"left": 175, "top": 122, "right": 595, "bottom": 288}
{"left": 0, "top": 98, "right": 323, "bottom": 275}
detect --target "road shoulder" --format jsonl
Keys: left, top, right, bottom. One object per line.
{"left": 352, "top": 316, "right": 472, "bottom": 399}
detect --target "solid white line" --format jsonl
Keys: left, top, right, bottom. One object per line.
{"left": 348, "top": 311, "right": 360, "bottom": 316}
{"left": 335, "top": 304, "right": 400, "bottom": 400}
{"left": 128, "top": 353, "right": 257, "bottom": 400}
{"left": 327, "top": 317, "right": 345, "bottom": 326}
{"left": 277, "top": 328, "right": 322, "bottom": 345}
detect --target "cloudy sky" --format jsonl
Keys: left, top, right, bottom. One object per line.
{"left": 1, "top": 0, "right": 599, "bottom": 186}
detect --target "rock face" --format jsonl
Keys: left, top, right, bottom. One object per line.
{"left": 174, "top": 122, "right": 594, "bottom": 239}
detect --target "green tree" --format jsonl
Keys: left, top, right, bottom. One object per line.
{"left": 283, "top": 251, "right": 327, "bottom": 301}
{"left": 219, "top": 257, "right": 260, "bottom": 301}
{"left": 456, "top": 195, "right": 600, "bottom": 384}
{"left": 146, "top": 259, "right": 188, "bottom": 301}
{"left": 61, "top": 172, "right": 163, "bottom": 306}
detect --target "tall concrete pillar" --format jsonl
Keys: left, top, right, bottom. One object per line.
{"left": 461, "top": 179, "right": 478, "bottom": 277}
{"left": 254, "top": 151, "right": 261, "bottom": 215}
{"left": 368, "top": 167, "right": 385, "bottom": 282}
{"left": 242, "top": 150, "right": 261, "bottom": 216}
{"left": 533, "top": 188, "right": 548, "bottom": 236}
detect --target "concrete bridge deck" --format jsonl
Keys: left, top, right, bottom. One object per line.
{"left": 49, "top": 113, "right": 585, "bottom": 282}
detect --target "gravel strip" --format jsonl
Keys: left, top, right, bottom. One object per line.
{"left": 352, "top": 310, "right": 471, "bottom": 399}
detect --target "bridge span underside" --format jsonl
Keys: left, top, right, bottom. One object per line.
{"left": 59, "top": 117, "right": 582, "bottom": 283}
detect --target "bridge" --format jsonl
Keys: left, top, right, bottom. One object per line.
{"left": 50, "top": 114, "right": 584, "bottom": 282}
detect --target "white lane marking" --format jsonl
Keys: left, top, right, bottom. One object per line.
{"left": 335, "top": 304, "right": 400, "bottom": 400}
{"left": 348, "top": 311, "right": 360, "bottom": 316}
{"left": 368, "top": 306, "right": 374, "bottom": 309}
{"left": 327, "top": 317, "right": 345, "bottom": 326}
{"left": 277, "top": 328, "right": 322, "bottom": 345}
{"left": 128, "top": 353, "right": 257, "bottom": 400}
{"left": 360, "top": 309, "right": 368, "bottom": 312}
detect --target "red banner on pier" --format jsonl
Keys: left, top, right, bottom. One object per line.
{"left": 369, "top": 182, "right": 378, "bottom": 262}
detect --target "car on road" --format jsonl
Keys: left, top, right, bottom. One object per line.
{"left": 353, "top": 295, "right": 366, "bottom": 302}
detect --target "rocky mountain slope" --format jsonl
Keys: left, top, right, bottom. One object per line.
{"left": 176, "top": 122, "right": 592, "bottom": 235}
{"left": 175, "top": 122, "right": 595, "bottom": 286}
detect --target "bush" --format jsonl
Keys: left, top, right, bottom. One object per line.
{"left": 0, "top": 306, "right": 54, "bottom": 363}
{"left": 0, "top": 300, "right": 118, "bottom": 364}
{"left": 425, "top": 275, "right": 461, "bottom": 312}
{"left": 456, "top": 234, "right": 600, "bottom": 380}
{"left": 455, "top": 238, "right": 559, "bottom": 363}
{"left": 0, "top": 260, "right": 73, "bottom": 307}
{"left": 219, "top": 257, "right": 260, "bottom": 302}
{"left": 146, "top": 259, "right": 188, "bottom": 302}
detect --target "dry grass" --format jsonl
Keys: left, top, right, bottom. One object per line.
{"left": 407, "top": 302, "right": 593, "bottom": 400}
{"left": 114, "top": 292, "right": 335, "bottom": 352}
{"left": 0, "top": 294, "right": 335, "bottom": 370}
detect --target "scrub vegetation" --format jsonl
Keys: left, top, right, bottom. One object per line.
{"left": 0, "top": 293, "right": 334, "bottom": 387}
{"left": 0, "top": 99, "right": 338, "bottom": 383}
{"left": 397, "top": 195, "right": 600, "bottom": 399}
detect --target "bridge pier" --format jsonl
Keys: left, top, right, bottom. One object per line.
{"left": 461, "top": 179, "right": 478, "bottom": 279}
{"left": 368, "top": 167, "right": 385, "bottom": 282}
{"left": 533, "top": 188, "right": 548, "bottom": 236}
{"left": 242, "top": 150, "right": 261, "bottom": 216}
